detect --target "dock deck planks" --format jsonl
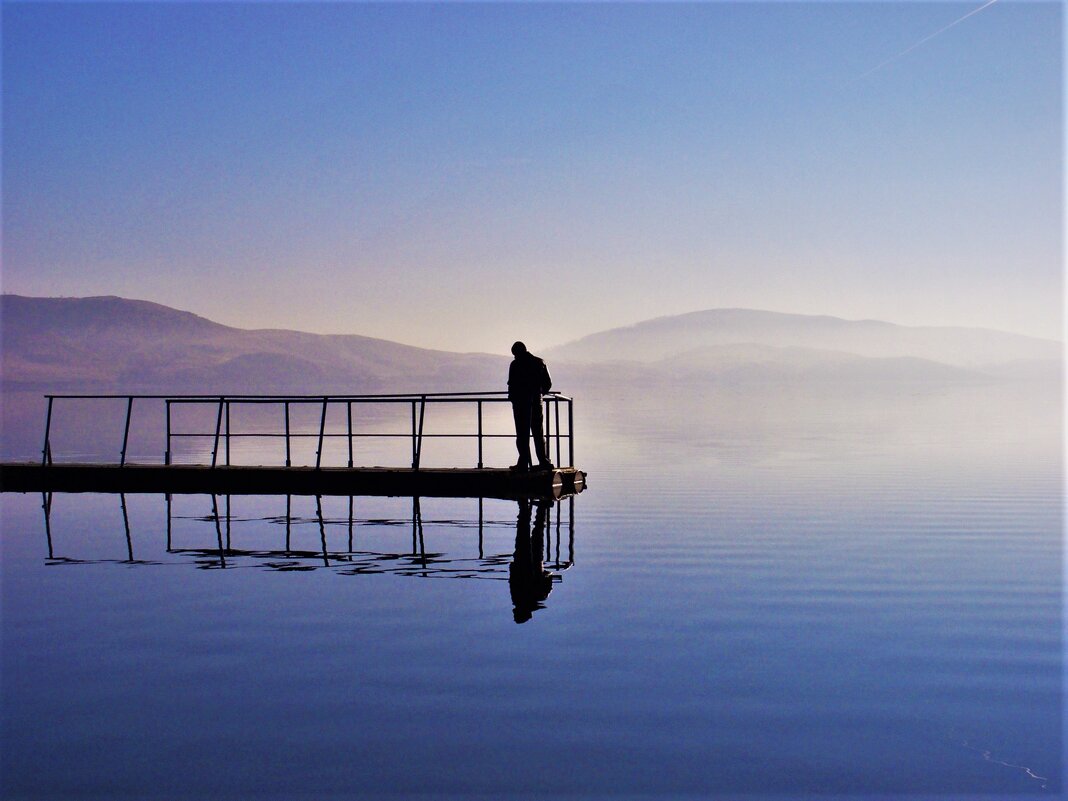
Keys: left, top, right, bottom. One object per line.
{"left": 0, "top": 462, "right": 586, "bottom": 500}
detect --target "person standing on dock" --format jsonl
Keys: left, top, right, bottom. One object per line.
{"left": 508, "top": 341, "right": 554, "bottom": 472}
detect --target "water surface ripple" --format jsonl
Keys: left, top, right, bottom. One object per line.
{"left": 1, "top": 382, "right": 1061, "bottom": 798}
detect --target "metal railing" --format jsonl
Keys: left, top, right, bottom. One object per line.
{"left": 40, "top": 391, "right": 575, "bottom": 470}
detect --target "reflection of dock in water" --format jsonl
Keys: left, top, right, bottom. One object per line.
{"left": 22, "top": 392, "right": 585, "bottom": 619}
{"left": 39, "top": 492, "right": 576, "bottom": 587}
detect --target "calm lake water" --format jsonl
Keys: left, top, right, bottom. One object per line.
{"left": 1, "top": 380, "right": 1062, "bottom": 798}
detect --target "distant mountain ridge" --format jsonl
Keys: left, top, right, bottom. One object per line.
{"left": 1, "top": 296, "right": 1059, "bottom": 393}
{"left": 1, "top": 295, "right": 505, "bottom": 392}
{"left": 545, "top": 308, "right": 1061, "bottom": 369}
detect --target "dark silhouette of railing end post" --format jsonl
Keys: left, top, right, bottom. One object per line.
{"left": 410, "top": 401, "right": 417, "bottom": 468}
{"left": 315, "top": 397, "right": 328, "bottom": 470}
{"left": 415, "top": 396, "right": 426, "bottom": 470}
{"left": 211, "top": 398, "right": 224, "bottom": 469}
{"left": 554, "top": 397, "right": 561, "bottom": 467}
{"left": 568, "top": 398, "right": 574, "bottom": 468}
{"left": 119, "top": 396, "right": 134, "bottom": 467}
{"left": 42, "top": 396, "right": 55, "bottom": 467}
{"left": 476, "top": 400, "right": 484, "bottom": 469}
{"left": 410, "top": 398, "right": 427, "bottom": 470}
{"left": 544, "top": 396, "right": 551, "bottom": 462}
{"left": 224, "top": 400, "right": 231, "bottom": 466}
{"left": 284, "top": 401, "right": 291, "bottom": 467}
{"left": 346, "top": 401, "right": 354, "bottom": 469}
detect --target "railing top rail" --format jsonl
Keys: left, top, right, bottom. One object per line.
{"left": 43, "top": 391, "right": 571, "bottom": 401}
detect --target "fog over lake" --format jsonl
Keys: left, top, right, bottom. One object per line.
{"left": 1, "top": 298, "right": 1060, "bottom": 797}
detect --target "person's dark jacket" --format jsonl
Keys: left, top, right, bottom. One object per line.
{"left": 508, "top": 352, "right": 552, "bottom": 402}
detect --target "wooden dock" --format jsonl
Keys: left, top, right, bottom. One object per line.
{"left": 12, "top": 391, "right": 587, "bottom": 500}
{"left": 0, "top": 462, "right": 586, "bottom": 500}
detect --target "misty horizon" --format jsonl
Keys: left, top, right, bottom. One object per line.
{"left": 2, "top": 292, "right": 1061, "bottom": 357}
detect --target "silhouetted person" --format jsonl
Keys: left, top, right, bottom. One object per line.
{"left": 508, "top": 341, "right": 553, "bottom": 471}
{"left": 509, "top": 498, "right": 553, "bottom": 623}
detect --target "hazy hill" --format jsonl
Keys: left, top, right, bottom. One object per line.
{"left": 545, "top": 308, "right": 1061, "bottom": 370}
{"left": 2, "top": 296, "right": 1059, "bottom": 395}
{"left": 656, "top": 343, "right": 984, "bottom": 382}
{"left": 1, "top": 295, "right": 1059, "bottom": 460}
{"left": 1, "top": 295, "right": 506, "bottom": 392}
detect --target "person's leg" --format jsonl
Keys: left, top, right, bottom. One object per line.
{"left": 511, "top": 401, "right": 532, "bottom": 468}
{"left": 514, "top": 499, "right": 532, "bottom": 563}
{"left": 510, "top": 500, "right": 535, "bottom": 623}
{"left": 532, "top": 500, "right": 549, "bottom": 559}
{"left": 530, "top": 400, "right": 550, "bottom": 466}
{"left": 532, "top": 500, "right": 552, "bottom": 602}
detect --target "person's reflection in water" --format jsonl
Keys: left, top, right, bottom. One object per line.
{"left": 510, "top": 498, "right": 554, "bottom": 623}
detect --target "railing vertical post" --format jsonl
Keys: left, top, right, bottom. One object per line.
{"left": 555, "top": 398, "right": 561, "bottom": 467}
{"left": 411, "top": 401, "right": 417, "bottom": 469}
{"left": 42, "top": 396, "right": 54, "bottom": 466}
{"left": 347, "top": 401, "right": 353, "bottom": 468}
{"left": 568, "top": 398, "right": 574, "bottom": 468}
{"left": 165, "top": 400, "right": 172, "bottom": 465}
{"left": 544, "top": 397, "right": 551, "bottom": 463}
{"left": 284, "top": 401, "right": 291, "bottom": 467}
{"left": 316, "top": 398, "right": 327, "bottom": 469}
{"left": 542, "top": 395, "right": 548, "bottom": 458}
{"left": 414, "top": 396, "right": 426, "bottom": 470}
{"left": 166, "top": 493, "right": 172, "bottom": 551}
{"left": 476, "top": 400, "right": 483, "bottom": 469}
{"left": 224, "top": 400, "right": 231, "bottom": 466}
{"left": 120, "top": 396, "right": 133, "bottom": 467}
{"left": 211, "top": 398, "right": 224, "bottom": 468}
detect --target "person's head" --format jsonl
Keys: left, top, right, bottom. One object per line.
{"left": 513, "top": 607, "right": 533, "bottom": 624}
{"left": 511, "top": 341, "right": 527, "bottom": 357}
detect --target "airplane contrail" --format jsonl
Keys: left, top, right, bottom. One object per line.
{"left": 856, "top": 0, "right": 1001, "bottom": 80}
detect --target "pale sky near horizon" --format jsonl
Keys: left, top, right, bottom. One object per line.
{"left": 2, "top": 1, "right": 1062, "bottom": 352}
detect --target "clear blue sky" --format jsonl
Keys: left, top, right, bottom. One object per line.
{"left": 2, "top": 1, "right": 1062, "bottom": 351}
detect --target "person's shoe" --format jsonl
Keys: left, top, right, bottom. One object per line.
{"left": 510, "top": 462, "right": 529, "bottom": 472}
{"left": 536, "top": 460, "right": 555, "bottom": 471}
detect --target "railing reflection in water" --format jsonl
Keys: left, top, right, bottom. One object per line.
{"left": 40, "top": 492, "right": 576, "bottom": 621}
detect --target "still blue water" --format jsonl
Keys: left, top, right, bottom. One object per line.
{"left": 1, "top": 382, "right": 1062, "bottom": 798}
